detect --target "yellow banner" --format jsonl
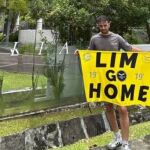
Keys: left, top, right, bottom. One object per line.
{"left": 79, "top": 50, "right": 150, "bottom": 106}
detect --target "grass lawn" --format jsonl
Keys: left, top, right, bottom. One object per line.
{"left": 50, "top": 121, "right": 150, "bottom": 150}
{"left": 2, "top": 71, "right": 47, "bottom": 92}
{"left": 0, "top": 71, "right": 84, "bottom": 116}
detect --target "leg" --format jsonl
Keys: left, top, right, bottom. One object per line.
{"left": 106, "top": 104, "right": 122, "bottom": 150}
{"left": 117, "top": 106, "right": 131, "bottom": 150}
{"left": 105, "top": 103, "right": 119, "bottom": 132}
{"left": 117, "top": 106, "right": 129, "bottom": 141}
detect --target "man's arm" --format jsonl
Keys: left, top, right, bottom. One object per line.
{"left": 131, "top": 46, "right": 142, "bottom": 52}
{"left": 117, "top": 35, "right": 143, "bottom": 52}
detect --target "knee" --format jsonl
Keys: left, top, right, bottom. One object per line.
{"left": 118, "top": 106, "right": 128, "bottom": 116}
{"left": 105, "top": 104, "right": 114, "bottom": 113}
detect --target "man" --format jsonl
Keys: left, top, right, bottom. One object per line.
{"left": 88, "top": 15, "right": 141, "bottom": 150}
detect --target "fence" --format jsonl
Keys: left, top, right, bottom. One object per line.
{"left": 0, "top": 43, "right": 150, "bottom": 117}
{"left": 0, "top": 47, "right": 86, "bottom": 117}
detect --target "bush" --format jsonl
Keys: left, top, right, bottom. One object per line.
{"left": 0, "top": 33, "right": 5, "bottom": 41}
{"left": 123, "top": 33, "right": 139, "bottom": 44}
{"left": 9, "top": 31, "right": 19, "bottom": 42}
{"left": 18, "top": 43, "right": 35, "bottom": 54}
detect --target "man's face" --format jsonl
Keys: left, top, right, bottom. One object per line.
{"left": 97, "top": 21, "right": 110, "bottom": 34}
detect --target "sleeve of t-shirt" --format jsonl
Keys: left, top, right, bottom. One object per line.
{"left": 88, "top": 37, "right": 95, "bottom": 50}
{"left": 118, "top": 35, "right": 132, "bottom": 51}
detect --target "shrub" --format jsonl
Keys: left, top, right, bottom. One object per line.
{"left": 18, "top": 43, "right": 35, "bottom": 54}
{"left": 123, "top": 33, "right": 139, "bottom": 44}
{"left": 0, "top": 33, "right": 5, "bottom": 41}
{"left": 9, "top": 31, "right": 19, "bottom": 42}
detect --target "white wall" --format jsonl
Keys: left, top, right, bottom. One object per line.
{"left": 18, "top": 29, "right": 54, "bottom": 44}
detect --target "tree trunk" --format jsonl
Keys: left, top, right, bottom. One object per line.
{"left": 6, "top": 10, "right": 12, "bottom": 43}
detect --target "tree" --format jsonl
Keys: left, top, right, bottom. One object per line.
{"left": 26, "top": 0, "right": 52, "bottom": 29}
{"left": 28, "top": 0, "right": 150, "bottom": 43}
{"left": 44, "top": 0, "right": 92, "bottom": 44}
{"left": 39, "top": 0, "right": 150, "bottom": 43}
{"left": 102, "top": 0, "right": 150, "bottom": 35}
{"left": 2, "top": 0, "right": 28, "bottom": 42}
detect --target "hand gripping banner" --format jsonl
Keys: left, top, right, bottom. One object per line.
{"left": 79, "top": 50, "right": 150, "bottom": 106}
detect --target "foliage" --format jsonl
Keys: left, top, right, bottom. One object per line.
{"left": 26, "top": 0, "right": 52, "bottom": 28}
{"left": 39, "top": 28, "right": 66, "bottom": 100}
{"left": 21, "top": 13, "right": 36, "bottom": 29}
{"left": 0, "top": 13, "right": 6, "bottom": 27}
{"left": 7, "top": 0, "right": 29, "bottom": 14}
{"left": 46, "top": 0, "right": 93, "bottom": 43}
{"left": 1, "top": 0, "right": 150, "bottom": 42}
{"left": 3, "top": 0, "right": 29, "bottom": 41}
{"left": 27, "top": 0, "right": 150, "bottom": 43}
{"left": 0, "top": 0, "right": 6, "bottom": 10}
{"left": 123, "top": 32, "right": 139, "bottom": 44}
{"left": 102, "top": 0, "right": 150, "bottom": 35}
{"left": 29, "top": 0, "right": 52, "bottom": 20}
{"left": 0, "top": 33, "right": 5, "bottom": 41}
{"left": 43, "top": 42, "right": 66, "bottom": 100}
{"left": 9, "top": 31, "right": 18, "bottom": 42}
{"left": 18, "top": 43, "right": 35, "bottom": 54}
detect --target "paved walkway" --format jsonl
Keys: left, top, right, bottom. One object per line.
{"left": 89, "top": 135, "right": 150, "bottom": 150}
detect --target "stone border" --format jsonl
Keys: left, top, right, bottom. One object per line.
{"left": 0, "top": 113, "right": 108, "bottom": 150}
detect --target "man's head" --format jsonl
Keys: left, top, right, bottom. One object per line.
{"left": 96, "top": 15, "right": 111, "bottom": 34}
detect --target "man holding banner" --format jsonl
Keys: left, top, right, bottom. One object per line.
{"left": 87, "top": 15, "right": 142, "bottom": 150}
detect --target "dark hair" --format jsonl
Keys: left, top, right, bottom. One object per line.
{"left": 96, "top": 15, "right": 110, "bottom": 23}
